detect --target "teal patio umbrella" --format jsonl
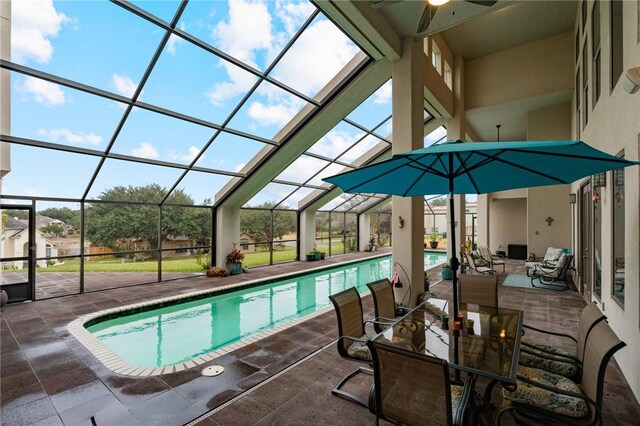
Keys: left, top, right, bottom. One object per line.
{"left": 323, "top": 140, "right": 638, "bottom": 318}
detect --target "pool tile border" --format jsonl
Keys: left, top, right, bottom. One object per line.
{"left": 67, "top": 253, "right": 398, "bottom": 377}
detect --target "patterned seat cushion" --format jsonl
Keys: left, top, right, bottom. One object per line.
{"left": 519, "top": 351, "right": 579, "bottom": 380}
{"left": 522, "top": 340, "right": 573, "bottom": 358}
{"left": 346, "top": 333, "right": 376, "bottom": 361}
{"left": 504, "top": 366, "right": 589, "bottom": 418}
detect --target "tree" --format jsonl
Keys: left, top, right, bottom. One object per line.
{"left": 40, "top": 224, "right": 64, "bottom": 237}
{"left": 428, "top": 196, "right": 447, "bottom": 206}
{"left": 240, "top": 203, "right": 296, "bottom": 244}
{"left": 38, "top": 207, "right": 81, "bottom": 229}
{"left": 5, "top": 209, "right": 28, "bottom": 220}
{"left": 84, "top": 184, "right": 211, "bottom": 253}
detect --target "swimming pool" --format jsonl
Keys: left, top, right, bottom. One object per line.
{"left": 75, "top": 252, "right": 446, "bottom": 373}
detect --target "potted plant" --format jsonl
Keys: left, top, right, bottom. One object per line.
{"left": 441, "top": 262, "right": 453, "bottom": 280}
{"left": 368, "top": 235, "right": 377, "bottom": 252}
{"left": 225, "top": 243, "right": 245, "bottom": 275}
{"left": 306, "top": 251, "right": 318, "bottom": 261}
{"left": 429, "top": 231, "right": 440, "bottom": 249}
{"left": 206, "top": 266, "right": 228, "bottom": 277}
{"left": 194, "top": 249, "right": 212, "bottom": 275}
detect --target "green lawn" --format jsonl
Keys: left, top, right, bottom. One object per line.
{"left": 36, "top": 248, "right": 299, "bottom": 273}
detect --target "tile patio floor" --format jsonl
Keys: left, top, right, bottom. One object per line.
{"left": 1, "top": 251, "right": 639, "bottom": 425}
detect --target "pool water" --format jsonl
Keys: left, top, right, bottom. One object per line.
{"left": 87, "top": 252, "right": 446, "bottom": 368}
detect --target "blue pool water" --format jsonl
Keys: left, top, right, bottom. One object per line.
{"left": 87, "top": 252, "right": 446, "bottom": 367}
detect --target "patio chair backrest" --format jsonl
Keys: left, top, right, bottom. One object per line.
{"left": 544, "top": 253, "right": 573, "bottom": 278}
{"left": 459, "top": 274, "right": 498, "bottom": 308}
{"left": 580, "top": 321, "right": 626, "bottom": 409}
{"left": 367, "top": 279, "right": 396, "bottom": 332}
{"left": 543, "top": 247, "right": 564, "bottom": 263}
{"left": 368, "top": 339, "right": 453, "bottom": 426}
{"left": 576, "top": 302, "right": 607, "bottom": 363}
{"left": 463, "top": 252, "right": 492, "bottom": 274}
{"left": 476, "top": 245, "right": 492, "bottom": 263}
{"left": 329, "top": 287, "right": 365, "bottom": 355}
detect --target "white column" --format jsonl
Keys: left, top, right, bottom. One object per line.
{"left": 299, "top": 209, "right": 316, "bottom": 260}
{"left": 391, "top": 38, "right": 426, "bottom": 307}
{"left": 215, "top": 206, "right": 240, "bottom": 267}
{"left": 358, "top": 212, "right": 371, "bottom": 251}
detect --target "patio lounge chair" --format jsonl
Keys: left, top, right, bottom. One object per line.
{"left": 526, "top": 253, "right": 574, "bottom": 291}
{"left": 328, "top": 287, "right": 387, "bottom": 408}
{"left": 499, "top": 320, "right": 625, "bottom": 425}
{"left": 519, "top": 302, "right": 606, "bottom": 382}
{"left": 367, "top": 339, "right": 477, "bottom": 426}
{"left": 462, "top": 251, "right": 494, "bottom": 275}
{"left": 459, "top": 274, "right": 499, "bottom": 308}
{"left": 477, "top": 245, "right": 506, "bottom": 273}
{"left": 525, "top": 247, "right": 565, "bottom": 272}
{"left": 366, "top": 278, "right": 411, "bottom": 333}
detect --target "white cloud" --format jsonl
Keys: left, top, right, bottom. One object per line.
{"left": 373, "top": 81, "right": 392, "bottom": 105}
{"left": 167, "top": 146, "right": 200, "bottom": 162}
{"left": 276, "top": 156, "right": 327, "bottom": 183}
{"left": 212, "top": 0, "right": 273, "bottom": 67}
{"left": 11, "top": 0, "right": 71, "bottom": 64}
{"left": 247, "top": 99, "right": 301, "bottom": 127}
{"left": 37, "top": 128, "right": 102, "bottom": 145}
{"left": 167, "top": 22, "right": 186, "bottom": 55}
{"left": 112, "top": 74, "right": 137, "bottom": 98}
{"left": 234, "top": 162, "right": 247, "bottom": 173}
{"left": 275, "top": 0, "right": 315, "bottom": 36}
{"left": 207, "top": 65, "right": 256, "bottom": 106}
{"left": 131, "top": 142, "right": 159, "bottom": 159}
{"left": 339, "top": 134, "right": 382, "bottom": 163}
{"left": 270, "top": 19, "right": 359, "bottom": 97}
{"left": 18, "top": 76, "right": 66, "bottom": 106}
{"left": 310, "top": 129, "right": 364, "bottom": 159}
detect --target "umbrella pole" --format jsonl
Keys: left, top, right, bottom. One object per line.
{"left": 448, "top": 194, "right": 460, "bottom": 320}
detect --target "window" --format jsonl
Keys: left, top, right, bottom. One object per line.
{"left": 45, "top": 244, "right": 52, "bottom": 259}
{"left": 593, "top": 174, "right": 604, "bottom": 300}
{"left": 592, "top": 0, "right": 601, "bottom": 106}
{"left": 582, "top": 42, "right": 589, "bottom": 127}
{"left": 575, "top": 70, "right": 581, "bottom": 138}
{"left": 611, "top": 158, "right": 625, "bottom": 306}
{"left": 239, "top": 239, "right": 249, "bottom": 251}
{"left": 432, "top": 42, "right": 441, "bottom": 75}
{"left": 611, "top": 0, "right": 624, "bottom": 90}
{"left": 444, "top": 62, "right": 452, "bottom": 89}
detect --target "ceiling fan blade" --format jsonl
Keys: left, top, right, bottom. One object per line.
{"left": 417, "top": 4, "right": 436, "bottom": 33}
{"left": 465, "top": 0, "right": 498, "bottom": 6}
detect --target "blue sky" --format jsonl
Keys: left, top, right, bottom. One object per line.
{"left": 4, "top": 0, "right": 445, "bottom": 209}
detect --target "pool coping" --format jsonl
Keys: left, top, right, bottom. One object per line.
{"left": 68, "top": 252, "right": 446, "bottom": 377}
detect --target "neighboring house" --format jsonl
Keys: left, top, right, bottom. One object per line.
{"left": 36, "top": 215, "right": 89, "bottom": 257}
{"left": 2, "top": 217, "right": 58, "bottom": 268}
{"left": 424, "top": 202, "right": 477, "bottom": 237}
{"left": 239, "top": 232, "right": 255, "bottom": 252}
{"left": 90, "top": 235, "right": 198, "bottom": 258}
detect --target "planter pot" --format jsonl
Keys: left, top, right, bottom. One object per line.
{"left": 205, "top": 269, "right": 216, "bottom": 277}
{"left": 314, "top": 252, "right": 321, "bottom": 261}
{"left": 368, "top": 244, "right": 376, "bottom": 252}
{"left": 429, "top": 241, "right": 439, "bottom": 249}
{"left": 441, "top": 268, "right": 453, "bottom": 280}
{"left": 319, "top": 252, "right": 326, "bottom": 260}
{"left": 306, "top": 254, "right": 316, "bottom": 261}
{"left": 226, "top": 262, "right": 243, "bottom": 275}
{"left": 0, "top": 290, "right": 7, "bottom": 307}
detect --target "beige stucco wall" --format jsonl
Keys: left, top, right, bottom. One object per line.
{"left": 488, "top": 197, "right": 527, "bottom": 253}
{"left": 573, "top": 0, "right": 640, "bottom": 402}
{"left": 465, "top": 31, "right": 574, "bottom": 110}
{"left": 526, "top": 103, "right": 572, "bottom": 256}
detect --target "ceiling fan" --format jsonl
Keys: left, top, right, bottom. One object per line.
{"left": 373, "top": 0, "right": 498, "bottom": 34}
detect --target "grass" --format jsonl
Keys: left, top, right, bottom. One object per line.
{"left": 36, "top": 248, "right": 299, "bottom": 273}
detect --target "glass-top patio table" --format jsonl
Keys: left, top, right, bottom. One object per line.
{"left": 372, "top": 298, "right": 524, "bottom": 384}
